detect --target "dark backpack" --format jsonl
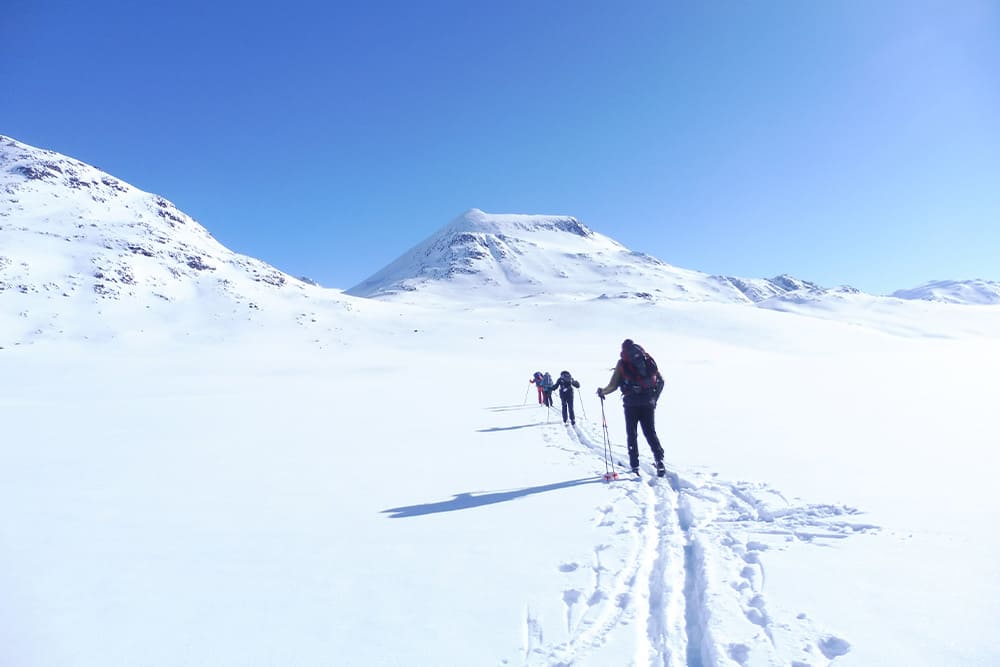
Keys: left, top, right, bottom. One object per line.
{"left": 620, "top": 342, "right": 664, "bottom": 398}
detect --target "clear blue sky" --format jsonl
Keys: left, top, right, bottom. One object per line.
{"left": 3, "top": 0, "right": 998, "bottom": 294}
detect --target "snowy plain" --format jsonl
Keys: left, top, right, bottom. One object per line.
{"left": 3, "top": 293, "right": 1000, "bottom": 666}
{"left": 3, "top": 134, "right": 1000, "bottom": 666}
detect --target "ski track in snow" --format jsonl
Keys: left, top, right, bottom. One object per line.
{"left": 513, "top": 404, "right": 874, "bottom": 666}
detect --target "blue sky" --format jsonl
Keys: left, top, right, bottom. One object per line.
{"left": 3, "top": 0, "right": 998, "bottom": 294}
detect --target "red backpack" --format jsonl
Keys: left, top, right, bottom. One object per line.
{"left": 620, "top": 341, "right": 664, "bottom": 397}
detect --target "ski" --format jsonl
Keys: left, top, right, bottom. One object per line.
{"left": 602, "top": 471, "right": 640, "bottom": 482}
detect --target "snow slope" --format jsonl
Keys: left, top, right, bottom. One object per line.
{"left": 892, "top": 279, "right": 1000, "bottom": 304}
{"left": 3, "top": 135, "right": 1000, "bottom": 666}
{"left": 0, "top": 135, "right": 365, "bottom": 345}
{"left": 4, "top": 299, "right": 999, "bottom": 667}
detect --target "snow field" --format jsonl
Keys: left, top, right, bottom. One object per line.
{"left": 2, "top": 296, "right": 999, "bottom": 665}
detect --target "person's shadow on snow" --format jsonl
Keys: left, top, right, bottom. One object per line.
{"left": 381, "top": 477, "right": 604, "bottom": 518}
{"left": 475, "top": 422, "right": 543, "bottom": 432}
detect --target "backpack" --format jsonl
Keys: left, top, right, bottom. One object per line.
{"left": 559, "top": 371, "right": 578, "bottom": 392}
{"left": 542, "top": 372, "right": 553, "bottom": 390}
{"left": 620, "top": 341, "right": 664, "bottom": 398}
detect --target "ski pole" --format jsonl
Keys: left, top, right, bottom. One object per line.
{"left": 598, "top": 394, "right": 616, "bottom": 479}
{"left": 523, "top": 384, "right": 530, "bottom": 405}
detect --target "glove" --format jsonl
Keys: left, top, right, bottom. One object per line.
{"left": 596, "top": 388, "right": 604, "bottom": 399}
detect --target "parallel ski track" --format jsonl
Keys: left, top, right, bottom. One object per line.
{"left": 554, "top": 420, "right": 693, "bottom": 666}
{"left": 525, "top": 421, "right": 652, "bottom": 666}
{"left": 527, "top": 408, "right": 868, "bottom": 667}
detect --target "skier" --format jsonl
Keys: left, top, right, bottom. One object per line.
{"left": 540, "top": 371, "right": 555, "bottom": 407}
{"left": 596, "top": 339, "right": 666, "bottom": 476}
{"left": 529, "top": 371, "right": 546, "bottom": 405}
{"left": 554, "top": 370, "right": 581, "bottom": 425}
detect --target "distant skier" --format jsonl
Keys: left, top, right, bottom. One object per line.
{"left": 554, "top": 370, "right": 581, "bottom": 425}
{"left": 597, "top": 339, "right": 666, "bottom": 476}
{"left": 529, "top": 371, "right": 546, "bottom": 405}
{"left": 540, "top": 371, "right": 555, "bottom": 407}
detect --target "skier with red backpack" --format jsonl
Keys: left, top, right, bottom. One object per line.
{"left": 529, "top": 371, "right": 555, "bottom": 407}
{"left": 597, "top": 339, "right": 666, "bottom": 477}
{"left": 530, "top": 371, "right": 545, "bottom": 404}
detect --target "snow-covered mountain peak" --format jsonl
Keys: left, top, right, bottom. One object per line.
{"left": 0, "top": 135, "right": 351, "bottom": 345}
{"left": 446, "top": 207, "right": 596, "bottom": 239}
{"left": 1, "top": 135, "right": 220, "bottom": 251}
{"left": 346, "top": 208, "right": 689, "bottom": 302}
{"left": 768, "top": 274, "right": 823, "bottom": 293}
{"left": 347, "top": 209, "right": 841, "bottom": 306}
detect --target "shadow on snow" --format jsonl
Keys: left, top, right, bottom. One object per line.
{"left": 476, "top": 422, "right": 545, "bottom": 432}
{"left": 381, "top": 477, "right": 603, "bottom": 518}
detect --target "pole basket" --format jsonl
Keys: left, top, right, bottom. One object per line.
{"left": 603, "top": 471, "right": 618, "bottom": 482}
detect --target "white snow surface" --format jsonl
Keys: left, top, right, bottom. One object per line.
{"left": 3, "top": 136, "right": 1000, "bottom": 666}
{"left": 892, "top": 279, "right": 1000, "bottom": 305}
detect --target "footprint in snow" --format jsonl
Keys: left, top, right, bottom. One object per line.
{"left": 819, "top": 635, "right": 851, "bottom": 658}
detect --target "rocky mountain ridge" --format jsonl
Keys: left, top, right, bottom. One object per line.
{"left": 0, "top": 135, "right": 301, "bottom": 303}
{"left": 0, "top": 135, "right": 360, "bottom": 345}
{"left": 2, "top": 134, "right": 997, "bottom": 347}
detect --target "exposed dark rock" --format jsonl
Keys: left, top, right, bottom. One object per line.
{"left": 186, "top": 255, "right": 215, "bottom": 271}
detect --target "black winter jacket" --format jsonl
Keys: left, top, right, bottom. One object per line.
{"left": 554, "top": 376, "right": 580, "bottom": 398}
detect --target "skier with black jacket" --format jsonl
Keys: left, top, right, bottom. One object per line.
{"left": 597, "top": 339, "right": 666, "bottom": 476}
{"left": 554, "top": 370, "right": 581, "bottom": 425}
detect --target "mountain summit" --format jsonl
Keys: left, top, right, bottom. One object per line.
{"left": 347, "top": 208, "right": 826, "bottom": 304}
{"left": 0, "top": 135, "right": 297, "bottom": 299}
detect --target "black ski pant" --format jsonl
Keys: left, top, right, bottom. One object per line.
{"left": 624, "top": 404, "right": 664, "bottom": 469}
{"left": 560, "top": 394, "right": 575, "bottom": 424}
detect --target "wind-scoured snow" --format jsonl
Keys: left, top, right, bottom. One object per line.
{"left": 2, "top": 135, "right": 1000, "bottom": 667}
